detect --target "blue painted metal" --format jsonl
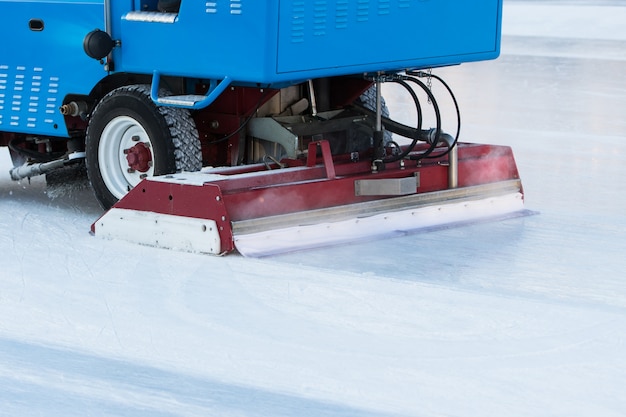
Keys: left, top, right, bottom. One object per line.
{"left": 0, "top": 0, "right": 106, "bottom": 137}
{"left": 1, "top": 0, "right": 503, "bottom": 133}
{"left": 113, "top": 0, "right": 502, "bottom": 83}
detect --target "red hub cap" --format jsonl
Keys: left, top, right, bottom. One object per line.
{"left": 124, "top": 142, "right": 153, "bottom": 173}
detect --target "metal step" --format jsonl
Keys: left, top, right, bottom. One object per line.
{"left": 124, "top": 11, "right": 177, "bottom": 23}
{"left": 156, "top": 95, "right": 208, "bottom": 107}
{"left": 151, "top": 72, "right": 232, "bottom": 109}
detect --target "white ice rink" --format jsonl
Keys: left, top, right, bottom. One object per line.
{"left": 1, "top": 2, "right": 625, "bottom": 416}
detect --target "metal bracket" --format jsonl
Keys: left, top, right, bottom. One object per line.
{"left": 151, "top": 71, "right": 232, "bottom": 109}
{"left": 355, "top": 176, "right": 418, "bottom": 196}
{"left": 306, "top": 140, "right": 336, "bottom": 179}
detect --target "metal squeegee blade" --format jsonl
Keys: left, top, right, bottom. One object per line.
{"left": 233, "top": 181, "right": 525, "bottom": 257}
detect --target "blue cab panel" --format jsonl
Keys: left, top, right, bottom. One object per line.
{"left": 115, "top": 0, "right": 502, "bottom": 83}
{"left": 0, "top": 0, "right": 106, "bottom": 137}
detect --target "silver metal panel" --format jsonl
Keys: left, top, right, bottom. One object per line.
{"left": 354, "top": 177, "right": 418, "bottom": 196}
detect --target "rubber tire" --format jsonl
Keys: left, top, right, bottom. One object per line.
{"left": 86, "top": 84, "right": 202, "bottom": 210}
{"left": 358, "top": 85, "right": 393, "bottom": 144}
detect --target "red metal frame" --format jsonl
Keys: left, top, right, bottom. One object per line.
{"left": 96, "top": 141, "right": 521, "bottom": 254}
{"left": 193, "top": 85, "right": 279, "bottom": 166}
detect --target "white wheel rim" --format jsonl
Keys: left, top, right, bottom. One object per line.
{"left": 98, "top": 115, "right": 155, "bottom": 199}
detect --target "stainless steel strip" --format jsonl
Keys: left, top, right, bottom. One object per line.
{"left": 232, "top": 179, "right": 522, "bottom": 236}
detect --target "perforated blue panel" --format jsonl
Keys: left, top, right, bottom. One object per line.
{"left": 0, "top": 0, "right": 106, "bottom": 137}
{"left": 276, "top": 0, "right": 502, "bottom": 74}
{"left": 0, "top": 64, "right": 63, "bottom": 132}
{"left": 114, "top": 0, "right": 502, "bottom": 85}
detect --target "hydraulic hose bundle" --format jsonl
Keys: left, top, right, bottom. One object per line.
{"left": 362, "top": 71, "right": 461, "bottom": 165}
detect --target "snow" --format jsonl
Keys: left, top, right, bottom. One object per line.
{"left": 1, "top": 1, "right": 626, "bottom": 416}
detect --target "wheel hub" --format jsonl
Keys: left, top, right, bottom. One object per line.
{"left": 98, "top": 115, "right": 157, "bottom": 200}
{"left": 125, "top": 142, "right": 152, "bottom": 173}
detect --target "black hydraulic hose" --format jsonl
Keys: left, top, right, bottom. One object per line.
{"left": 408, "top": 71, "right": 461, "bottom": 159}
{"left": 401, "top": 75, "right": 442, "bottom": 162}
{"left": 355, "top": 73, "right": 455, "bottom": 163}
{"left": 380, "top": 78, "right": 423, "bottom": 163}
{"left": 354, "top": 105, "right": 434, "bottom": 143}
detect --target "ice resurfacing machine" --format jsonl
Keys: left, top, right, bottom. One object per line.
{"left": 0, "top": 0, "right": 524, "bottom": 256}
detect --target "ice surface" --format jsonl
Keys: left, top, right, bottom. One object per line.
{"left": 1, "top": 2, "right": 626, "bottom": 416}
{"left": 504, "top": 2, "right": 626, "bottom": 41}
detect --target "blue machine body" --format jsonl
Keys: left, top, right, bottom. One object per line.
{"left": 1, "top": 0, "right": 503, "bottom": 138}
{"left": 0, "top": 0, "right": 105, "bottom": 137}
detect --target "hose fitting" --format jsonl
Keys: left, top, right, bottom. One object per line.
{"left": 59, "top": 101, "right": 88, "bottom": 117}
